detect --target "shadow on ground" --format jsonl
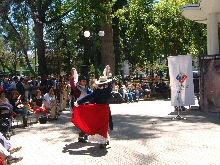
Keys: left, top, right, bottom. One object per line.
{"left": 12, "top": 108, "right": 220, "bottom": 141}
{"left": 168, "top": 109, "right": 220, "bottom": 125}
{"left": 62, "top": 142, "right": 108, "bottom": 157}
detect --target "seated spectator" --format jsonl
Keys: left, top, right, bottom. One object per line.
{"left": 31, "top": 90, "right": 48, "bottom": 120}
{"left": 0, "top": 91, "right": 13, "bottom": 124}
{"left": 119, "top": 84, "right": 133, "bottom": 103}
{"left": 43, "top": 87, "right": 59, "bottom": 119}
{"left": 136, "top": 83, "right": 145, "bottom": 99}
{"left": 127, "top": 84, "right": 137, "bottom": 102}
{"left": 0, "top": 132, "right": 22, "bottom": 164}
{"left": 0, "top": 91, "right": 13, "bottom": 111}
{"left": 10, "top": 91, "right": 29, "bottom": 127}
{"left": 155, "top": 80, "right": 169, "bottom": 99}
{"left": 141, "top": 82, "right": 151, "bottom": 99}
{"left": 134, "top": 83, "right": 140, "bottom": 101}
{"left": 111, "top": 82, "right": 124, "bottom": 103}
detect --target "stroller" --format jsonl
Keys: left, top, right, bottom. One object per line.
{"left": 0, "top": 106, "right": 14, "bottom": 139}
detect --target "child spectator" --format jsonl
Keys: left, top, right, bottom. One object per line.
{"left": 31, "top": 90, "right": 48, "bottom": 120}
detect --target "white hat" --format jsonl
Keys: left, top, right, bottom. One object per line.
{"left": 95, "top": 76, "right": 112, "bottom": 85}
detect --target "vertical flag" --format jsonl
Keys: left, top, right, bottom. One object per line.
{"left": 168, "top": 55, "right": 195, "bottom": 106}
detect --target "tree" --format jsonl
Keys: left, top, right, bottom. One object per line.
{"left": 0, "top": 0, "right": 36, "bottom": 75}
{"left": 0, "top": 37, "right": 18, "bottom": 73}
{"left": 0, "top": 0, "right": 75, "bottom": 76}
{"left": 114, "top": 0, "right": 156, "bottom": 71}
{"left": 112, "top": 0, "right": 128, "bottom": 74}
{"left": 114, "top": 0, "right": 206, "bottom": 74}
{"left": 26, "top": 0, "right": 75, "bottom": 75}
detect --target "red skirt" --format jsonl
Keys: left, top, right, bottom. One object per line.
{"left": 71, "top": 104, "right": 110, "bottom": 138}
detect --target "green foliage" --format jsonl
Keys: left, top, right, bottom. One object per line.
{"left": 0, "top": 37, "right": 18, "bottom": 72}
{"left": 0, "top": 0, "right": 208, "bottom": 75}
{"left": 114, "top": 0, "right": 206, "bottom": 73}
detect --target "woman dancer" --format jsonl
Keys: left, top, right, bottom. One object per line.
{"left": 71, "top": 66, "right": 112, "bottom": 149}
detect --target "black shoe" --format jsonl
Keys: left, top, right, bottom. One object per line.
{"left": 99, "top": 141, "right": 109, "bottom": 149}
{"left": 78, "top": 137, "right": 87, "bottom": 143}
{"left": 109, "top": 123, "right": 113, "bottom": 130}
{"left": 7, "top": 155, "right": 23, "bottom": 164}
{"left": 99, "top": 144, "right": 107, "bottom": 149}
{"left": 84, "top": 134, "right": 88, "bottom": 140}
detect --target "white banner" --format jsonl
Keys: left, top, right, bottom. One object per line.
{"left": 168, "top": 55, "right": 195, "bottom": 106}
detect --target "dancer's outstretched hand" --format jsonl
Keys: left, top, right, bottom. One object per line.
{"left": 71, "top": 68, "right": 76, "bottom": 76}
{"left": 74, "top": 102, "right": 79, "bottom": 107}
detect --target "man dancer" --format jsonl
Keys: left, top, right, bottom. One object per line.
{"left": 70, "top": 68, "right": 92, "bottom": 142}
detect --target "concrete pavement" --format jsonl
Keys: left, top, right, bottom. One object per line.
{"left": 10, "top": 100, "right": 220, "bottom": 165}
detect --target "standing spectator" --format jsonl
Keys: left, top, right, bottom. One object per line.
{"left": 39, "top": 75, "right": 48, "bottom": 95}
{"left": 10, "top": 76, "right": 18, "bottom": 91}
{"left": 57, "top": 76, "right": 68, "bottom": 111}
{"left": 29, "top": 77, "right": 39, "bottom": 99}
{"left": 23, "top": 77, "right": 31, "bottom": 99}
{"left": 16, "top": 77, "right": 25, "bottom": 98}
{"left": 1, "top": 78, "right": 11, "bottom": 98}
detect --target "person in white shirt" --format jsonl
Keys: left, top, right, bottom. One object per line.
{"left": 43, "top": 87, "right": 59, "bottom": 119}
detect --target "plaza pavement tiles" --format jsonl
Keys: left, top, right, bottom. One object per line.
{"left": 10, "top": 100, "right": 220, "bottom": 165}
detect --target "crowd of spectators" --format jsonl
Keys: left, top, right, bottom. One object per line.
{"left": 0, "top": 72, "right": 170, "bottom": 164}
{"left": 0, "top": 74, "right": 171, "bottom": 116}
{"left": 0, "top": 74, "right": 70, "bottom": 126}
{"left": 111, "top": 79, "right": 170, "bottom": 103}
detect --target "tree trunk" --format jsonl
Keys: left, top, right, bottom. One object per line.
{"left": 112, "top": 17, "right": 120, "bottom": 75}
{"left": 100, "top": 0, "right": 115, "bottom": 75}
{"left": 218, "top": 26, "right": 220, "bottom": 54}
{"left": 101, "top": 24, "right": 115, "bottom": 75}
{"left": 35, "top": 22, "right": 48, "bottom": 76}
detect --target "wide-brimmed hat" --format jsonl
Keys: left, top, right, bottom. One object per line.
{"left": 95, "top": 76, "right": 112, "bottom": 85}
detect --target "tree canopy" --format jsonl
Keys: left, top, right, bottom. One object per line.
{"left": 0, "top": 0, "right": 207, "bottom": 76}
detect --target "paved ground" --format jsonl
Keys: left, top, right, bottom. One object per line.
{"left": 9, "top": 100, "right": 220, "bottom": 165}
